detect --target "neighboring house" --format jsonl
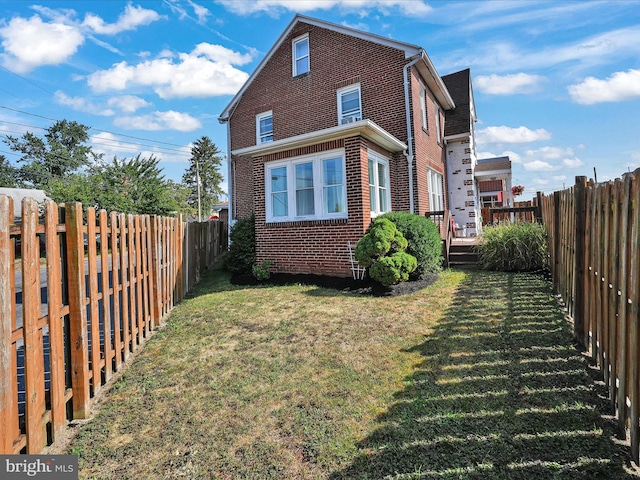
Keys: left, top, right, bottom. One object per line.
{"left": 219, "top": 14, "right": 484, "bottom": 277}
{"left": 210, "top": 201, "right": 229, "bottom": 224}
{"left": 475, "top": 156, "right": 514, "bottom": 209}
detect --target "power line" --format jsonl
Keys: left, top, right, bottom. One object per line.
{"left": 0, "top": 119, "right": 191, "bottom": 157}
{"left": 0, "top": 105, "right": 194, "bottom": 149}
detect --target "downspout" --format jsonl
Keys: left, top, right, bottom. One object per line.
{"left": 403, "top": 54, "right": 421, "bottom": 214}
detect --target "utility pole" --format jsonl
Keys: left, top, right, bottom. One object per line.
{"left": 196, "top": 157, "right": 202, "bottom": 222}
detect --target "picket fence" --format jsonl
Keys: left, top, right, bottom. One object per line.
{"left": 0, "top": 196, "right": 226, "bottom": 454}
{"left": 540, "top": 170, "right": 640, "bottom": 464}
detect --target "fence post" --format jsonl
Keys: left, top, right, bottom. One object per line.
{"left": 573, "top": 176, "right": 588, "bottom": 348}
{"left": 65, "top": 202, "right": 91, "bottom": 419}
{"left": 150, "top": 216, "right": 162, "bottom": 325}
{"left": 552, "top": 191, "right": 561, "bottom": 294}
{"left": 535, "top": 191, "right": 543, "bottom": 223}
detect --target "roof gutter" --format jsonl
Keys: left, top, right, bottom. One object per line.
{"left": 403, "top": 54, "right": 421, "bottom": 214}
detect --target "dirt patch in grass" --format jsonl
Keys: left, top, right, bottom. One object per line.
{"left": 231, "top": 271, "right": 439, "bottom": 296}
{"left": 67, "top": 268, "right": 639, "bottom": 479}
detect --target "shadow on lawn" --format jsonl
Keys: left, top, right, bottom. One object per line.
{"left": 330, "top": 270, "right": 638, "bottom": 480}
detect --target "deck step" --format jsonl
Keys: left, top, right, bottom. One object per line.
{"left": 448, "top": 242, "right": 478, "bottom": 267}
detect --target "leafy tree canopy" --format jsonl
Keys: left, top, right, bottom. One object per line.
{"left": 3, "top": 120, "right": 101, "bottom": 188}
{"left": 0, "top": 155, "right": 19, "bottom": 188}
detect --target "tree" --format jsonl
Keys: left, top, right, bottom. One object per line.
{"left": 0, "top": 155, "right": 19, "bottom": 187}
{"left": 94, "top": 154, "right": 175, "bottom": 216}
{"left": 182, "top": 136, "right": 225, "bottom": 220}
{"left": 4, "top": 120, "right": 101, "bottom": 188}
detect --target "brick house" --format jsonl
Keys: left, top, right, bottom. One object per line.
{"left": 219, "top": 14, "right": 463, "bottom": 277}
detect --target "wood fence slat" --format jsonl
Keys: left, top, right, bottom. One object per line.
{"left": 134, "top": 215, "right": 144, "bottom": 343}
{"left": 0, "top": 195, "right": 18, "bottom": 453}
{"left": 45, "top": 200, "right": 66, "bottom": 442}
{"left": 99, "top": 210, "right": 112, "bottom": 378}
{"left": 109, "top": 212, "right": 122, "bottom": 371}
{"left": 65, "top": 202, "right": 90, "bottom": 419}
{"left": 86, "top": 208, "right": 101, "bottom": 392}
{"left": 22, "top": 198, "right": 46, "bottom": 452}
{"left": 119, "top": 213, "right": 130, "bottom": 361}
{"left": 608, "top": 180, "right": 621, "bottom": 413}
{"left": 629, "top": 172, "right": 640, "bottom": 463}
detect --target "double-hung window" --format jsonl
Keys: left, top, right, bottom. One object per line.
{"left": 435, "top": 105, "right": 441, "bottom": 143}
{"left": 419, "top": 83, "right": 428, "bottom": 130}
{"left": 337, "top": 84, "right": 361, "bottom": 125}
{"left": 292, "top": 34, "right": 309, "bottom": 76}
{"left": 428, "top": 169, "right": 444, "bottom": 211}
{"left": 256, "top": 111, "right": 273, "bottom": 144}
{"left": 368, "top": 152, "right": 391, "bottom": 215}
{"left": 265, "top": 150, "right": 347, "bottom": 222}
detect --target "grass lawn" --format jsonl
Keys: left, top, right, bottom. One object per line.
{"left": 68, "top": 267, "right": 637, "bottom": 479}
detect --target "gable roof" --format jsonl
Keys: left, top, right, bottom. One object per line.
{"left": 219, "top": 14, "right": 454, "bottom": 122}
{"left": 441, "top": 68, "right": 476, "bottom": 138}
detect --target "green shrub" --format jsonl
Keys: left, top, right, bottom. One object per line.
{"left": 477, "top": 221, "right": 548, "bottom": 272}
{"left": 355, "top": 217, "right": 416, "bottom": 286}
{"left": 225, "top": 215, "right": 255, "bottom": 274}
{"left": 379, "top": 212, "right": 443, "bottom": 279}
{"left": 252, "top": 260, "right": 273, "bottom": 281}
{"left": 369, "top": 251, "right": 418, "bottom": 286}
{"left": 354, "top": 218, "right": 407, "bottom": 267}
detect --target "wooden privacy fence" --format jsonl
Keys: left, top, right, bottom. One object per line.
{"left": 481, "top": 198, "right": 542, "bottom": 225}
{"left": 0, "top": 196, "right": 226, "bottom": 454}
{"left": 540, "top": 170, "right": 640, "bottom": 465}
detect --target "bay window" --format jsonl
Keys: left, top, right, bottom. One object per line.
{"left": 265, "top": 150, "right": 346, "bottom": 222}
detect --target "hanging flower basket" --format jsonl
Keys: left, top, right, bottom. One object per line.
{"left": 512, "top": 185, "right": 525, "bottom": 197}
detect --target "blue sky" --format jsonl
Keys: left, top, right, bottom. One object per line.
{"left": 1, "top": 0, "right": 639, "bottom": 201}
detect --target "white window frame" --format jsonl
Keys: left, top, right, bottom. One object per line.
{"left": 419, "top": 82, "right": 428, "bottom": 130}
{"left": 256, "top": 111, "right": 273, "bottom": 144}
{"left": 428, "top": 169, "right": 444, "bottom": 212}
{"left": 435, "top": 105, "right": 441, "bottom": 142}
{"left": 368, "top": 151, "right": 391, "bottom": 216}
{"left": 337, "top": 83, "right": 362, "bottom": 125}
{"left": 265, "top": 149, "right": 347, "bottom": 223}
{"left": 292, "top": 34, "right": 309, "bottom": 76}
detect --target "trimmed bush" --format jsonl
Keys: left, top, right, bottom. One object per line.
{"left": 477, "top": 221, "right": 548, "bottom": 272}
{"left": 369, "top": 251, "right": 418, "bottom": 286}
{"left": 225, "top": 215, "right": 256, "bottom": 274}
{"left": 379, "top": 212, "right": 443, "bottom": 279}
{"left": 355, "top": 218, "right": 407, "bottom": 267}
{"left": 355, "top": 218, "right": 416, "bottom": 286}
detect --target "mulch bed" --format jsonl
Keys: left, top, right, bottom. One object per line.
{"left": 230, "top": 272, "right": 439, "bottom": 297}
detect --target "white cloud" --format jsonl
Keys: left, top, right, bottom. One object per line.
{"left": 563, "top": 157, "right": 584, "bottom": 168}
{"left": 54, "top": 91, "right": 114, "bottom": 116}
{"left": 568, "top": 69, "right": 640, "bottom": 104}
{"left": 552, "top": 175, "right": 567, "bottom": 182}
{"left": 477, "top": 126, "right": 552, "bottom": 144}
{"left": 523, "top": 160, "right": 557, "bottom": 172}
{"left": 0, "top": 15, "right": 84, "bottom": 73}
{"left": 87, "top": 43, "right": 252, "bottom": 98}
{"left": 187, "top": 0, "right": 211, "bottom": 23}
{"left": 82, "top": 4, "right": 163, "bottom": 35}
{"left": 107, "top": 95, "right": 152, "bottom": 113}
{"left": 524, "top": 146, "right": 574, "bottom": 160}
{"left": 113, "top": 111, "right": 202, "bottom": 132}
{"left": 216, "top": 0, "right": 431, "bottom": 16}
{"left": 477, "top": 150, "right": 522, "bottom": 163}
{"left": 475, "top": 73, "right": 544, "bottom": 95}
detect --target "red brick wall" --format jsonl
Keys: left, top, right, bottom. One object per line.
{"left": 410, "top": 68, "right": 447, "bottom": 215}
{"left": 229, "top": 23, "right": 409, "bottom": 151}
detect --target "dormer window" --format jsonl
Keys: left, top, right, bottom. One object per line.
{"left": 292, "top": 34, "right": 309, "bottom": 76}
{"left": 256, "top": 111, "right": 273, "bottom": 144}
{"left": 337, "top": 84, "right": 361, "bottom": 125}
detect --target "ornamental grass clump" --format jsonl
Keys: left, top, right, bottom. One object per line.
{"left": 477, "top": 221, "right": 548, "bottom": 272}
{"left": 355, "top": 218, "right": 417, "bottom": 286}
{"left": 379, "top": 212, "right": 443, "bottom": 279}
